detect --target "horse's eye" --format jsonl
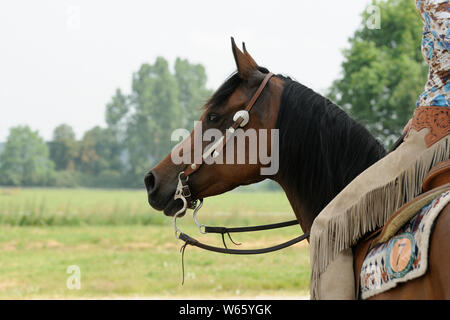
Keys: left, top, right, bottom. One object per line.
{"left": 207, "top": 113, "right": 220, "bottom": 123}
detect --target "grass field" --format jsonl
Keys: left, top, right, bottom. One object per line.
{"left": 0, "top": 187, "right": 310, "bottom": 299}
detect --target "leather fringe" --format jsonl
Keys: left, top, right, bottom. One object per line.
{"left": 310, "top": 134, "right": 449, "bottom": 299}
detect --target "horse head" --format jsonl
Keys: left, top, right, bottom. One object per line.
{"left": 145, "top": 38, "right": 284, "bottom": 217}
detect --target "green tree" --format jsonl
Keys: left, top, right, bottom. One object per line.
{"left": 124, "top": 57, "right": 181, "bottom": 186}
{"left": 49, "top": 124, "right": 78, "bottom": 170}
{"left": 328, "top": 0, "right": 427, "bottom": 146}
{"left": 103, "top": 57, "right": 212, "bottom": 187}
{"left": 174, "top": 58, "right": 213, "bottom": 129}
{"left": 78, "top": 126, "right": 121, "bottom": 175}
{"left": 0, "top": 126, "right": 54, "bottom": 186}
{"left": 105, "top": 88, "right": 129, "bottom": 144}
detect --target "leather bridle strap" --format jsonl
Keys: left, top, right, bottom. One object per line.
{"left": 183, "top": 72, "right": 274, "bottom": 178}
{"left": 204, "top": 219, "right": 299, "bottom": 234}
{"left": 173, "top": 71, "right": 309, "bottom": 253}
{"left": 179, "top": 231, "right": 309, "bottom": 255}
{"left": 178, "top": 215, "right": 309, "bottom": 255}
{"left": 175, "top": 72, "right": 274, "bottom": 210}
{"left": 203, "top": 219, "right": 301, "bottom": 249}
{"left": 173, "top": 72, "right": 307, "bottom": 283}
{"left": 178, "top": 228, "right": 309, "bottom": 284}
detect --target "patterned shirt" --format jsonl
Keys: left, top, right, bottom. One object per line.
{"left": 415, "top": 0, "right": 450, "bottom": 107}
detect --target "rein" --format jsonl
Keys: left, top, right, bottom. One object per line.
{"left": 171, "top": 72, "right": 310, "bottom": 283}
{"left": 175, "top": 198, "right": 309, "bottom": 284}
{"left": 175, "top": 198, "right": 308, "bottom": 254}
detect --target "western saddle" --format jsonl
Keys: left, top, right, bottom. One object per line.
{"left": 353, "top": 159, "right": 450, "bottom": 296}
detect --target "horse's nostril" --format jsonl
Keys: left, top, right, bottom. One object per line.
{"left": 144, "top": 171, "right": 158, "bottom": 195}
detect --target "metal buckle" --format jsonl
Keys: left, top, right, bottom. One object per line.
{"left": 181, "top": 185, "right": 191, "bottom": 198}
{"left": 233, "top": 110, "right": 249, "bottom": 127}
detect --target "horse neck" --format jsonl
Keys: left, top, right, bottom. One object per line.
{"left": 277, "top": 182, "right": 317, "bottom": 234}
{"left": 272, "top": 80, "right": 386, "bottom": 233}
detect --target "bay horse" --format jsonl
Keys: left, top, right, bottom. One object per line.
{"left": 145, "top": 39, "right": 450, "bottom": 299}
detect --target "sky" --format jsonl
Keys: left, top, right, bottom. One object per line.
{"left": 0, "top": 0, "right": 374, "bottom": 142}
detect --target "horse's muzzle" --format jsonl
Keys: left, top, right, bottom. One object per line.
{"left": 145, "top": 170, "right": 185, "bottom": 216}
{"left": 145, "top": 170, "right": 166, "bottom": 211}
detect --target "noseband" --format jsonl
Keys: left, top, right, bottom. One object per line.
{"left": 171, "top": 72, "right": 309, "bottom": 282}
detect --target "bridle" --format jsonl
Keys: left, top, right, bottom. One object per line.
{"left": 171, "top": 72, "right": 309, "bottom": 282}
{"left": 176, "top": 72, "right": 276, "bottom": 210}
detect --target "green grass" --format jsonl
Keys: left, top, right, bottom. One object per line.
{"left": 0, "top": 187, "right": 293, "bottom": 226}
{"left": 0, "top": 188, "right": 310, "bottom": 299}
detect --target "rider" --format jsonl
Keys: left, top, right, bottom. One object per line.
{"left": 309, "top": 0, "right": 449, "bottom": 299}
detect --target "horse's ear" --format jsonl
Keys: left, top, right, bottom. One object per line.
{"left": 231, "top": 37, "right": 257, "bottom": 80}
{"left": 242, "top": 42, "right": 258, "bottom": 68}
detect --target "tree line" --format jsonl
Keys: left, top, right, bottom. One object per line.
{"left": 0, "top": 0, "right": 427, "bottom": 188}
{"left": 0, "top": 57, "right": 211, "bottom": 188}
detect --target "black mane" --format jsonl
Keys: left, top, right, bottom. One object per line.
{"left": 276, "top": 77, "right": 386, "bottom": 216}
{"left": 206, "top": 68, "right": 386, "bottom": 218}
